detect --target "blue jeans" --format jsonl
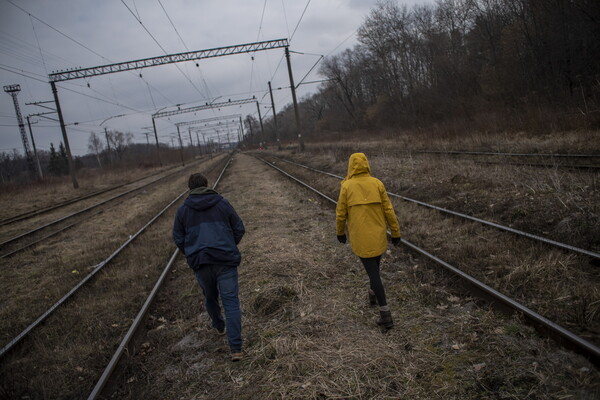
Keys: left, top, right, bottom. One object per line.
{"left": 194, "top": 265, "right": 242, "bottom": 352}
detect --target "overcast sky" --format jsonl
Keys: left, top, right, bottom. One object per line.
{"left": 0, "top": 0, "right": 428, "bottom": 156}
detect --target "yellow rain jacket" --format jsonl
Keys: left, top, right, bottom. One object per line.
{"left": 336, "top": 153, "right": 401, "bottom": 258}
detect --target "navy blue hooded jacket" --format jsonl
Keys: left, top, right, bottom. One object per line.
{"left": 173, "top": 187, "right": 245, "bottom": 270}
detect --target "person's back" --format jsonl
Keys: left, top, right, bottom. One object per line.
{"left": 174, "top": 185, "right": 243, "bottom": 269}
{"left": 337, "top": 153, "right": 399, "bottom": 258}
{"left": 173, "top": 173, "right": 245, "bottom": 361}
{"left": 336, "top": 153, "right": 400, "bottom": 330}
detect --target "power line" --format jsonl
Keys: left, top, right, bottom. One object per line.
{"left": 119, "top": 0, "right": 208, "bottom": 100}
{"left": 158, "top": 0, "right": 188, "bottom": 51}
{"left": 156, "top": 0, "right": 214, "bottom": 101}
{"left": 4, "top": 0, "right": 174, "bottom": 108}
{"left": 5, "top": 0, "right": 108, "bottom": 62}
{"left": 30, "top": 15, "right": 48, "bottom": 75}
{"left": 290, "top": 0, "right": 311, "bottom": 42}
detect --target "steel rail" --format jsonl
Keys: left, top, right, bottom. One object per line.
{"left": 474, "top": 160, "right": 600, "bottom": 171}
{"left": 255, "top": 155, "right": 600, "bottom": 366}
{"left": 87, "top": 156, "right": 233, "bottom": 400}
{"left": 0, "top": 158, "right": 205, "bottom": 250}
{"left": 0, "top": 155, "right": 229, "bottom": 359}
{"left": 270, "top": 156, "right": 600, "bottom": 260}
{"left": 415, "top": 150, "right": 600, "bottom": 158}
{"left": 0, "top": 165, "right": 179, "bottom": 227}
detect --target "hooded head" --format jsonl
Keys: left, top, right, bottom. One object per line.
{"left": 345, "top": 153, "right": 371, "bottom": 180}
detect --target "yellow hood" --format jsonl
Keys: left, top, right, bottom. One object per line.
{"left": 345, "top": 153, "right": 371, "bottom": 180}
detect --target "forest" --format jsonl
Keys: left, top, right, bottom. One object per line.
{"left": 264, "top": 0, "right": 600, "bottom": 142}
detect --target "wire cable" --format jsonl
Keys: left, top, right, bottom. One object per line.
{"left": 119, "top": 0, "right": 208, "bottom": 100}
{"left": 290, "top": 0, "right": 311, "bottom": 42}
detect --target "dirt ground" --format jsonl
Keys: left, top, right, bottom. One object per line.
{"left": 113, "top": 153, "right": 599, "bottom": 399}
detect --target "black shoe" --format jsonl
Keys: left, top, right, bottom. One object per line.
{"left": 376, "top": 310, "right": 393, "bottom": 330}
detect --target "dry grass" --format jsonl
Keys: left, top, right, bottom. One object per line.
{"left": 0, "top": 155, "right": 228, "bottom": 399}
{"left": 265, "top": 146, "right": 600, "bottom": 339}
{"left": 110, "top": 154, "right": 598, "bottom": 399}
{"left": 0, "top": 162, "right": 179, "bottom": 221}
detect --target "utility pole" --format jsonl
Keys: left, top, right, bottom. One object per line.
{"left": 104, "top": 127, "right": 113, "bottom": 165}
{"left": 255, "top": 101, "right": 265, "bottom": 147}
{"left": 176, "top": 126, "right": 185, "bottom": 166}
{"left": 25, "top": 116, "right": 43, "bottom": 178}
{"left": 239, "top": 116, "right": 245, "bottom": 144}
{"left": 151, "top": 117, "right": 162, "bottom": 166}
{"left": 49, "top": 82, "right": 79, "bottom": 188}
{"left": 187, "top": 127, "right": 194, "bottom": 154}
{"left": 268, "top": 81, "right": 281, "bottom": 150}
{"left": 4, "top": 84, "right": 35, "bottom": 177}
{"left": 285, "top": 47, "right": 303, "bottom": 151}
{"left": 195, "top": 131, "right": 202, "bottom": 154}
{"left": 246, "top": 116, "right": 254, "bottom": 146}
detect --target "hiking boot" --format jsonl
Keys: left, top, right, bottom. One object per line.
{"left": 368, "top": 289, "right": 377, "bottom": 307}
{"left": 231, "top": 352, "right": 243, "bottom": 362}
{"left": 376, "top": 310, "right": 393, "bottom": 330}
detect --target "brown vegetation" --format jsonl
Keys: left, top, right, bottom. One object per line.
{"left": 0, "top": 154, "right": 227, "bottom": 399}
{"left": 110, "top": 153, "right": 598, "bottom": 399}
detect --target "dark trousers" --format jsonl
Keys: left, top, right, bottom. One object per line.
{"left": 194, "top": 264, "right": 242, "bottom": 352}
{"left": 359, "top": 255, "right": 387, "bottom": 307}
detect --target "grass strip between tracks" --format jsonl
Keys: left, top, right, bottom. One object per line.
{"left": 256, "top": 155, "right": 600, "bottom": 367}
{"left": 0, "top": 159, "right": 215, "bottom": 359}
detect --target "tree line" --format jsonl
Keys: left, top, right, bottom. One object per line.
{"left": 264, "top": 0, "right": 599, "bottom": 143}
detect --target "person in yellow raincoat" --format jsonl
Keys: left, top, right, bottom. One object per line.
{"left": 336, "top": 153, "right": 401, "bottom": 329}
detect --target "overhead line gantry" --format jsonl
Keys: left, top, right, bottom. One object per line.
{"left": 46, "top": 38, "right": 302, "bottom": 187}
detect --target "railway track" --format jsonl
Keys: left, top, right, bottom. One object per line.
{"left": 0, "top": 153, "right": 231, "bottom": 398}
{"left": 413, "top": 150, "right": 600, "bottom": 171}
{"left": 87, "top": 156, "right": 233, "bottom": 400}
{"left": 0, "top": 154, "right": 228, "bottom": 361}
{"left": 254, "top": 155, "right": 600, "bottom": 367}
{"left": 0, "top": 156, "right": 210, "bottom": 259}
{"left": 266, "top": 155, "right": 600, "bottom": 261}
{"left": 0, "top": 164, "right": 179, "bottom": 228}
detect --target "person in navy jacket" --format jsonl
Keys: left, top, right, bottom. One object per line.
{"left": 173, "top": 173, "right": 245, "bottom": 361}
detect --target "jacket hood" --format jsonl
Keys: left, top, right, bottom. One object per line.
{"left": 345, "top": 153, "right": 371, "bottom": 180}
{"left": 185, "top": 187, "right": 222, "bottom": 211}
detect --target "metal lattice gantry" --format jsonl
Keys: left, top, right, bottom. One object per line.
{"left": 47, "top": 37, "right": 301, "bottom": 186}
{"left": 3, "top": 84, "right": 35, "bottom": 176}
{"left": 48, "top": 39, "right": 288, "bottom": 82}
{"left": 153, "top": 98, "right": 257, "bottom": 119}
{"left": 174, "top": 114, "right": 241, "bottom": 128}
{"left": 156, "top": 99, "right": 254, "bottom": 165}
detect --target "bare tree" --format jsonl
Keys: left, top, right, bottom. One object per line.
{"left": 87, "top": 131, "right": 104, "bottom": 168}
{"left": 106, "top": 130, "right": 133, "bottom": 160}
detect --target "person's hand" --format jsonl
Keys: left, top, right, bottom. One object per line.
{"left": 391, "top": 237, "right": 401, "bottom": 246}
{"left": 337, "top": 235, "right": 347, "bottom": 244}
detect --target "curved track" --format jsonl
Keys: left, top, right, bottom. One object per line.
{"left": 266, "top": 155, "right": 600, "bottom": 261}
{"left": 87, "top": 156, "right": 233, "bottom": 399}
{"left": 0, "top": 157, "right": 208, "bottom": 259}
{"left": 254, "top": 155, "right": 600, "bottom": 366}
{"left": 0, "top": 165, "right": 179, "bottom": 227}
{"left": 0, "top": 154, "right": 231, "bottom": 360}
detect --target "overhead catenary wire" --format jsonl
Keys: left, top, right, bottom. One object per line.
{"left": 119, "top": 0, "right": 209, "bottom": 101}
{"left": 157, "top": 0, "right": 214, "bottom": 101}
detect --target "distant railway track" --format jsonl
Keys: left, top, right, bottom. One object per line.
{"left": 0, "top": 164, "right": 179, "bottom": 227}
{"left": 0, "top": 153, "right": 231, "bottom": 362}
{"left": 0, "top": 157, "right": 209, "bottom": 259}
{"left": 87, "top": 156, "right": 233, "bottom": 400}
{"left": 416, "top": 150, "right": 599, "bottom": 157}
{"left": 265, "top": 155, "right": 600, "bottom": 261}
{"left": 413, "top": 150, "right": 600, "bottom": 171}
{"left": 254, "top": 155, "right": 600, "bottom": 367}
